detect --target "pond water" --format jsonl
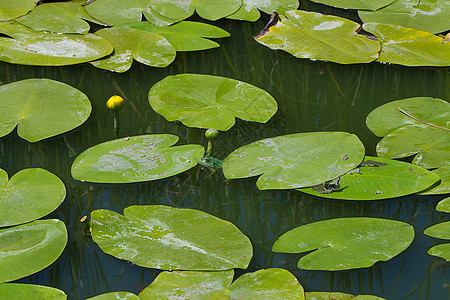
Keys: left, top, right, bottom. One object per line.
{"left": 0, "top": 16, "right": 448, "bottom": 300}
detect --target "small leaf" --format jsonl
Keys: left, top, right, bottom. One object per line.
{"left": 427, "top": 243, "right": 450, "bottom": 261}
{"left": 424, "top": 221, "right": 450, "bottom": 240}
{"left": 0, "top": 283, "right": 67, "bottom": 299}
{"left": 436, "top": 196, "right": 450, "bottom": 213}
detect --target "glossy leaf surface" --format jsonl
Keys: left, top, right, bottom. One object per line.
{"left": 363, "top": 23, "right": 450, "bottom": 67}
{"left": 0, "top": 0, "right": 35, "bottom": 21}
{"left": 228, "top": 0, "right": 299, "bottom": 21}
{"left": 273, "top": 217, "right": 414, "bottom": 270}
{"left": 0, "top": 78, "right": 92, "bottom": 142}
{"left": 0, "top": 283, "right": 67, "bottom": 299}
{"left": 306, "top": 292, "right": 385, "bottom": 299}
{"left": 436, "top": 197, "right": 450, "bottom": 213}
{"left": 86, "top": 292, "right": 139, "bottom": 300}
{"left": 420, "top": 165, "right": 450, "bottom": 195}
{"left": 427, "top": 244, "right": 450, "bottom": 261}
{"left": 223, "top": 132, "right": 365, "bottom": 190}
{"left": 91, "top": 205, "right": 253, "bottom": 270}
{"left": 148, "top": 74, "right": 277, "bottom": 131}
{"left": 71, "top": 135, "right": 204, "bottom": 183}
{"left": 310, "top": 0, "right": 394, "bottom": 10}
{"left": 0, "top": 168, "right": 66, "bottom": 227}
{"left": 254, "top": 10, "right": 380, "bottom": 64}
{"left": 84, "top": 0, "right": 149, "bottom": 26}
{"left": 0, "top": 219, "right": 67, "bottom": 283}
{"left": 298, "top": 156, "right": 440, "bottom": 200}
{"left": 424, "top": 221, "right": 450, "bottom": 240}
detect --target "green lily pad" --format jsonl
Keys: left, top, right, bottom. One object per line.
{"left": 138, "top": 268, "right": 305, "bottom": 299}
{"left": 254, "top": 10, "right": 380, "bottom": 64}
{"left": 91, "top": 27, "right": 175, "bottom": 73}
{"left": 120, "top": 21, "right": 229, "bottom": 51}
{"left": 0, "top": 283, "right": 67, "bottom": 299}
{"left": 223, "top": 132, "right": 365, "bottom": 190}
{"left": 273, "top": 217, "right": 414, "bottom": 270}
{"left": 436, "top": 196, "right": 450, "bottom": 213}
{"left": 148, "top": 74, "right": 278, "bottom": 131}
{"left": 84, "top": 0, "right": 150, "bottom": 26}
{"left": 298, "top": 156, "right": 440, "bottom": 200}
{"left": 420, "top": 165, "right": 450, "bottom": 195}
{"left": 306, "top": 292, "right": 385, "bottom": 299}
{"left": 0, "top": 21, "right": 113, "bottom": 66}
{"left": 0, "top": 219, "right": 67, "bottom": 283}
{"left": 90, "top": 205, "right": 253, "bottom": 270}
{"left": 86, "top": 292, "right": 139, "bottom": 300}
{"left": 363, "top": 23, "right": 450, "bottom": 67}
{"left": 0, "top": 168, "right": 66, "bottom": 227}
{"left": 228, "top": 0, "right": 299, "bottom": 22}
{"left": 427, "top": 243, "right": 450, "bottom": 261}
{"left": 359, "top": 0, "right": 450, "bottom": 34}
{"left": 0, "top": 0, "right": 35, "bottom": 21}
{"left": 310, "top": 0, "right": 395, "bottom": 11}
{"left": 71, "top": 134, "right": 204, "bottom": 183}
{"left": 0, "top": 78, "right": 92, "bottom": 142}
{"left": 424, "top": 221, "right": 450, "bottom": 240}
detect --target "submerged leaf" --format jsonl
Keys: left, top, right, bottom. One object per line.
{"left": 91, "top": 205, "right": 253, "bottom": 270}
{"left": 0, "top": 283, "right": 67, "bottom": 299}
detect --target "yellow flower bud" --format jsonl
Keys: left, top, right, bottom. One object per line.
{"left": 106, "top": 95, "right": 124, "bottom": 110}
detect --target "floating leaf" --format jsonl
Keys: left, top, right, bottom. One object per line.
{"left": 420, "top": 165, "right": 450, "bottom": 195}
{"left": 363, "top": 23, "right": 450, "bottom": 67}
{"left": 273, "top": 217, "right": 414, "bottom": 270}
{"left": 0, "top": 0, "right": 35, "bottom": 21}
{"left": 309, "top": 0, "right": 395, "bottom": 11}
{"left": 0, "top": 219, "right": 67, "bottom": 283}
{"left": 90, "top": 205, "right": 253, "bottom": 270}
{"left": 427, "top": 244, "right": 450, "bottom": 261}
{"left": 223, "top": 132, "right": 365, "bottom": 190}
{"left": 0, "top": 78, "right": 92, "bottom": 142}
{"left": 359, "top": 0, "right": 450, "bottom": 34}
{"left": 436, "top": 196, "right": 450, "bottom": 213}
{"left": 0, "top": 168, "right": 66, "bottom": 227}
{"left": 0, "top": 283, "right": 67, "bottom": 299}
{"left": 298, "top": 156, "right": 440, "bottom": 200}
{"left": 424, "top": 221, "right": 450, "bottom": 240}
{"left": 0, "top": 21, "right": 113, "bottom": 66}
{"left": 306, "top": 291, "right": 385, "bottom": 299}
{"left": 148, "top": 74, "right": 278, "bottom": 131}
{"left": 71, "top": 135, "right": 204, "bottom": 183}
{"left": 228, "top": 0, "right": 299, "bottom": 22}
{"left": 86, "top": 292, "right": 139, "bottom": 300}
{"left": 84, "top": 0, "right": 150, "bottom": 26}
{"left": 254, "top": 10, "right": 380, "bottom": 64}
{"left": 120, "top": 21, "right": 229, "bottom": 51}
{"left": 138, "top": 268, "right": 305, "bottom": 299}
{"left": 91, "top": 27, "right": 175, "bottom": 73}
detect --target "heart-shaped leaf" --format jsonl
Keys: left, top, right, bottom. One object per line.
{"left": 298, "top": 156, "right": 440, "bottom": 200}
{"left": 436, "top": 197, "right": 450, "bottom": 213}
{"left": 86, "top": 292, "right": 139, "bottom": 300}
{"left": 0, "top": 78, "right": 92, "bottom": 142}
{"left": 0, "top": 284, "right": 67, "bottom": 299}
{"left": 0, "top": 0, "right": 35, "bottom": 21}
{"left": 71, "top": 134, "right": 204, "bottom": 183}
{"left": 0, "top": 168, "right": 66, "bottom": 227}
{"left": 223, "top": 132, "right": 365, "bottom": 190}
{"left": 254, "top": 10, "right": 380, "bottom": 64}
{"left": 306, "top": 291, "right": 386, "bottom": 299}
{"left": 90, "top": 205, "right": 253, "bottom": 270}
{"left": 228, "top": 0, "right": 299, "bottom": 22}
{"left": 0, "top": 219, "right": 67, "bottom": 283}
{"left": 420, "top": 165, "right": 450, "bottom": 195}
{"left": 273, "top": 217, "right": 414, "bottom": 270}
{"left": 148, "top": 74, "right": 278, "bottom": 131}
{"left": 310, "top": 0, "right": 395, "bottom": 11}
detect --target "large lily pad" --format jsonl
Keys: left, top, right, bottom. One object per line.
{"left": 228, "top": 0, "right": 299, "bottom": 22}
{"left": 0, "top": 78, "right": 92, "bottom": 142}
{"left": 71, "top": 134, "right": 204, "bottom": 183}
{"left": 223, "top": 132, "right": 365, "bottom": 190}
{"left": 86, "top": 292, "right": 139, "bottom": 300}
{"left": 91, "top": 27, "right": 175, "bottom": 73}
{"left": 310, "top": 0, "right": 395, "bottom": 11}
{"left": 0, "top": 219, "right": 67, "bottom": 283}
{"left": 148, "top": 74, "right": 278, "bottom": 131}
{"left": 306, "top": 292, "right": 385, "bottom": 299}
{"left": 0, "top": 283, "right": 67, "bottom": 299}
{"left": 420, "top": 165, "right": 450, "bottom": 195}
{"left": 0, "top": 168, "right": 66, "bottom": 227}
{"left": 90, "top": 205, "right": 253, "bottom": 270}
{"left": 254, "top": 10, "right": 380, "bottom": 64}
{"left": 120, "top": 21, "right": 230, "bottom": 51}
{"left": 138, "top": 268, "right": 305, "bottom": 299}
{"left": 436, "top": 196, "right": 450, "bottom": 213}
{"left": 0, "top": 21, "right": 113, "bottom": 66}
{"left": 298, "top": 156, "right": 440, "bottom": 200}
{"left": 0, "top": 0, "right": 35, "bottom": 21}
{"left": 273, "top": 217, "right": 414, "bottom": 270}
{"left": 363, "top": 23, "right": 450, "bottom": 67}
{"left": 359, "top": 0, "right": 450, "bottom": 34}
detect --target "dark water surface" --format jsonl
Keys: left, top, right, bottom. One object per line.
{"left": 0, "top": 17, "right": 449, "bottom": 300}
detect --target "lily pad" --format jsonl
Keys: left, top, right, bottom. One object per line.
{"left": 148, "top": 74, "right": 278, "bottom": 131}
{"left": 228, "top": 0, "right": 299, "bottom": 22}
{"left": 359, "top": 0, "right": 450, "bottom": 34}
{"left": 90, "top": 205, "right": 253, "bottom": 270}
{"left": 363, "top": 23, "right": 450, "bottom": 67}
{"left": 0, "top": 78, "right": 92, "bottom": 142}
{"left": 71, "top": 134, "right": 204, "bottom": 183}
{"left": 0, "top": 0, "right": 35, "bottom": 21}
{"left": 84, "top": 0, "right": 150, "bottom": 26}
{"left": 424, "top": 221, "right": 450, "bottom": 240}
{"left": 427, "top": 243, "right": 450, "bottom": 261}
{"left": 306, "top": 292, "right": 385, "bottom": 299}
{"left": 91, "top": 27, "right": 175, "bottom": 73}
{"left": 0, "top": 283, "right": 67, "bottom": 299}
{"left": 0, "top": 21, "right": 113, "bottom": 66}
{"left": 436, "top": 196, "right": 450, "bottom": 213}
{"left": 120, "top": 21, "right": 230, "bottom": 51}
{"left": 86, "top": 292, "right": 139, "bottom": 300}
{"left": 254, "top": 10, "right": 380, "bottom": 64}
{"left": 138, "top": 268, "right": 305, "bottom": 299}
{"left": 0, "top": 168, "right": 66, "bottom": 227}
{"left": 272, "top": 217, "right": 414, "bottom": 270}
{"left": 298, "top": 156, "right": 440, "bottom": 200}
{"left": 420, "top": 165, "right": 450, "bottom": 195}
{"left": 223, "top": 132, "right": 365, "bottom": 190}
{"left": 0, "top": 219, "right": 68, "bottom": 283}
{"left": 309, "top": 0, "right": 395, "bottom": 11}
